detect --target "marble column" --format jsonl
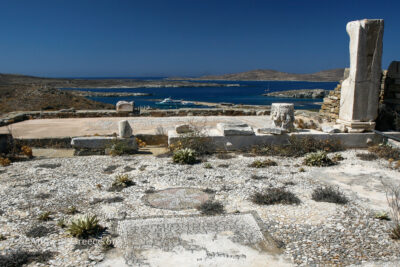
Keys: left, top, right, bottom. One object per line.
{"left": 337, "top": 19, "right": 384, "bottom": 132}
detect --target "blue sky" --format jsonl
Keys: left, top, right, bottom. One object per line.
{"left": 0, "top": 0, "right": 399, "bottom": 77}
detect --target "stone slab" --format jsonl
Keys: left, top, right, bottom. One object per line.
{"left": 142, "top": 188, "right": 213, "bottom": 210}
{"left": 71, "top": 136, "right": 137, "bottom": 150}
{"left": 106, "top": 213, "right": 286, "bottom": 267}
{"left": 216, "top": 123, "right": 255, "bottom": 136}
{"left": 257, "top": 127, "right": 283, "bottom": 135}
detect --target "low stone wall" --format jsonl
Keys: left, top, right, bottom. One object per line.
{"left": 0, "top": 108, "right": 270, "bottom": 127}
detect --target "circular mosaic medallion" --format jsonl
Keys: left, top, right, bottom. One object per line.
{"left": 143, "top": 187, "right": 213, "bottom": 210}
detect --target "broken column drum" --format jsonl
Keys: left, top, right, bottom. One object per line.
{"left": 270, "top": 103, "right": 295, "bottom": 132}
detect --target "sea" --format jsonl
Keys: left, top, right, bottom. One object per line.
{"left": 62, "top": 79, "right": 338, "bottom": 110}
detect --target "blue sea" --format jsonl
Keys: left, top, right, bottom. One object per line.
{"left": 62, "top": 79, "right": 338, "bottom": 110}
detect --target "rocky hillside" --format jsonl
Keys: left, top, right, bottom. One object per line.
{"left": 185, "top": 69, "right": 345, "bottom": 82}
{"left": 0, "top": 85, "right": 114, "bottom": 115}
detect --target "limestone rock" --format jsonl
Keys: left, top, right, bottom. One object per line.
{"left": 175, "top": 124, "right": 194, "bottom": 134}
{"left": 270, "top": 103, "right": 295, "bottom": 132}
{"left": 216, "top": 123, "right": 255, "bottom": 136}
{"left": 257, "top": 127, "right": 283, "bottom": 135}
{"left": 116, "top": 101, "right": 134, "bottom": 112}
{"left": 118, "top": 120, "right": 133, "bottom": 138}
{"left": 338, "top": 19, "right": 384, "bottom": 132}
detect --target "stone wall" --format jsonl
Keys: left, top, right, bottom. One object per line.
{"left": 376, "top": 61, "right": 400, "bottom": 130}
{"left": 319, "top": 83, "right": 341, "bottom": 121}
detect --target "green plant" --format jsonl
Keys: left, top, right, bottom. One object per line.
{"left": 111, "top": 174, "right": 135, "bottom": 190}
{"left": 37, "top": 211, "right": 52, "bottom": 221}
{"left": 375, "top": 212, "right": 390, "bottom": 221}
{"left": 172, "top": 148, "right": 197, "bottom": 164}
{"left": 356, "top": 153, "right": 378, "bottom": 161}
{"left": 368, "top": 144, "right": 400, "bottom": 160}
{"left": 0, "top": 234, "right": 6, "bottom": 241}
{"left": 216, "top": 153, "right": 236, "bottom": 160}
{"left": 109, "top": 139, "right": 136, "bottom": 156}
{"left": 67, "top": 215, "right": 103, "bottom": 239}
{"left": 197, "top": 200, "right": 225, "bottom": 215}
{"left": 251, "top": 188, "right": 300, "bottom": 205}
{"left": 303, "top": 151, "right": 334, "bottom": 167}
{"left": 203, "top": 163, "right": 213, "bottom": 169}
{"left": 249, "top": 159, "right": 277, "bottom": 168}
{"left": 299, "top": 167, "right": 305, "bottom": 172}
{"left": 169, "top": 126, "right": 213, "bottom": 155}
{"left": 311, "top": 186, "right": 348, "bottom": 204}
{"left": 252, "top": 136, "right": 343, "bottom": 158}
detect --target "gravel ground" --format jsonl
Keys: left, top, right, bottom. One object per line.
{"left": 0, "top": 150, "right": 400, "bottom": 266}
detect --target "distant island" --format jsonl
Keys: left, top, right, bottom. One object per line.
{"left": 0, "top": 73, "right": 238, "bottom": 89}
{"left": 169, "top": 68, "right": 344, "bottom": 82}
{"left": 264, "top": 89, "right": 329, "bottom": 99}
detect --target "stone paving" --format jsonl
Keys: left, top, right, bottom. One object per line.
{"left": 100, "top": 213, "right": 288, "bottom": 267}
{"left": 142, "top": 188, "right": 213, "bottom": 210}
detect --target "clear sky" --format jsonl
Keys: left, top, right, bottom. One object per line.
{"left": 0, "top": 0, "right": 399, "bottom": 77}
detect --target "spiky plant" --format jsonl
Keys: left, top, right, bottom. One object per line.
{"left": 67, "top": 215, "right": 103, "bottom": 239}
{"left": 172, "top": 148, "right": 197, "bottom": 164}
{"left": 304, "top": 151, "right": 334, "bottom": 167}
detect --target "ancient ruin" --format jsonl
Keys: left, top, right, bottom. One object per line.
{"left": 270, "top": 103, "right": 295, "bottom": 132}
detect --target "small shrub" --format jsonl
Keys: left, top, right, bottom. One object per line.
{"left": 251, "top": 188, "right": 300, "bottom": 205}
{"left": 197, "top": 200, "right": 225, "bottom": 215}
{"left": 67, "top": 215, "right": 103, "bottom": 239}
{"left": 375, "top": 212, "right": 390, "bottom": 221}
{"left": 110, "top": 174, "right": 135, "bottom": 191}
{"left": 252, "top": 136, "right": 343, "bottom": 158}
{"left": 0, "top": 157, "right": 11, "bottom": 167}
{"left": 21, "top": 146, "right": 33, "bottom": 158}
{"left": 170, "top": 129, "right": 213, "bottom": 155}
{"left": 368, "top": 144, "right": 400, "bottom": 160}
{"left": 356, "top": 153, "right": 378, "bottom": 161}
{"left": 203, "top": 163, "right": 213, "bottom": 169}
{"left": 172, "top": 148, "right": 197, "bottom": 164}
{"left": 304, "top": 151, "right": 334, "bottom": 167}
{"left": 249, "top": 159, "right": 277, "bottom": 168}
{"left": 109, "top": 139, "right": 136, "bottom": 156}
{"left": 0, "top": 234, "right": 6, "bottom": 241}
{"left": 37, "top": 211, "right": 52, "bottom": 221}
{"left": 299, "top": 167, "right": 305, "bottom": 172}
{"left": 311, "top": 186, "right": 348, "bottom": 204}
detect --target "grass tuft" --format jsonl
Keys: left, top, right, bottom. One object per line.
{"left": 197, "top": 200, "right": 225, "bottom": 215}
{"left": 251, "top": 188, "right": 300, "bottom": 205}
{"left": 311, "top": 186, "right": 348, "bottom": 204}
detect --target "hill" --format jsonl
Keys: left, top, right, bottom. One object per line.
{"left": 182, "top": 68, "right": 345, "bottom": 82}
